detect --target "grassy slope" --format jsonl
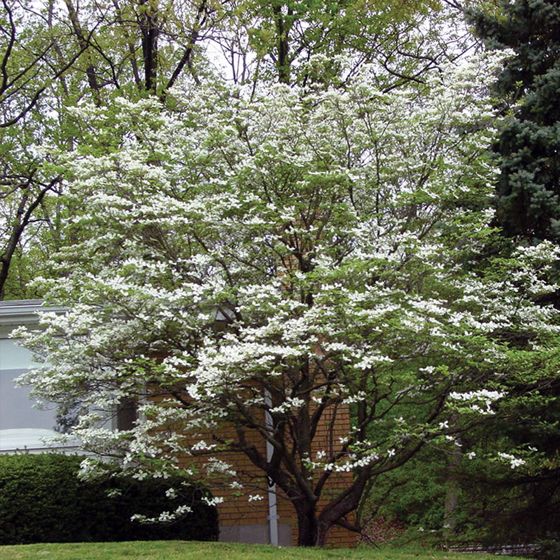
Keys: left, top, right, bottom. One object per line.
{"left": 0, "top": 541, "right": 525, "bottom": 560}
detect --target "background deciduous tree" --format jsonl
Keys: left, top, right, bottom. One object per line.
{"left": 0, "top": 0, "right": 219, "bottom": 299}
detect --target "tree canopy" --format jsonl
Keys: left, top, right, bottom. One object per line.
{"left": 0, "top": 0, "right": 469, "bottom": 300}
{"left": 3, "top": 0, "right": 559, "bottom": 549}
{"left": 17, "top": 50, "right": 560, "bottom": 545}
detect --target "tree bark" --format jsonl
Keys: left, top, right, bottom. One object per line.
{"left": 316, "top": 519, "right": 332, "bottom": 547}
{"left": 139, "top": 0, "right": 159, "bottom": 92}
{"left": 273, "top": 6, "right": 291, "bottom": 84}
{"left": 295, "top": 501, "right": 318, "bottom": 546}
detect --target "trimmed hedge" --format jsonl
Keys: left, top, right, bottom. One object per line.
{"left": 536, "top": 535, "right": 560, "bottom": 560}
{"left": 0, "top": 454, "right": 219, "bottom": 544}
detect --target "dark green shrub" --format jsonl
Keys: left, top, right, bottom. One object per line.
{"left": 536, "top": 535, "right": 560, "bottom": 560}
{"left": 0, "top": 453, "right": 219, "bottom": 544}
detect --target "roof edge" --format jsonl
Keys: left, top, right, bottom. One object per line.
{"left": 0, "top": 300, "right": 65, "bottom": 326}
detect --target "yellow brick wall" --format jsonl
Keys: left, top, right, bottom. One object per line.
{"left": 181, "top": 405, "right": 357, "bottom": 548}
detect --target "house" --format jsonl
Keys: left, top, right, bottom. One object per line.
{"left": 0, "top": 300, "right": 77, "bottom": 453}
{"left": 0, "top": 299, "right": 356, "bottom": 547}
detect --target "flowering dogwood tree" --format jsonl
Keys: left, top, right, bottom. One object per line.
{"left": 18, "top": 52, "right": 560, "bottom": 545}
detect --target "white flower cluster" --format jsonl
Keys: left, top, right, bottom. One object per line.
{"left": 449, "top": 390, "right": 505, "bottom": 415}
{"left": 248, "top": 494, "right": 264, "bottom": 502}
{"left": 131, "top": 504, "right": 192, "bottom": 524}
{"left": 201, "top": 495, "right": 225, "bottom": 506}
{"left": 497, "top": 452, "right": 526, "bottom": 470}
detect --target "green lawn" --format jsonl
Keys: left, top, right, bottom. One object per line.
{"left": 0, "top": 541, "right": 526, "bottom": 560}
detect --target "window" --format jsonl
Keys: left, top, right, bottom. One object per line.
{"left": 0, "top": 330, "right": 77, "bottom": 452}
{"left": 0, "top": 300, "right": 136, "bottom": 453}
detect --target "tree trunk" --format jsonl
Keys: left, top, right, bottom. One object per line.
{"left": 0, "top": 177, "right": 59, "bottom": 299}
{"left": 443, "top": 439, "right": 462, "bottom": 536}
{"left": 139, "top": 0, "right": 159, "bottom": 92}
{"left": 295, "top": 503, "right": 318, "bottom": 546}
{"left": 316, "top": 519, "right": 332, "bottom": 547}
{"left": 273, "top": 6, "right": 291, "bottom": 84}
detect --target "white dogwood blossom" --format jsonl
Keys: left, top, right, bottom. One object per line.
{"left": 15, "top": 49, "right": 560, "bottom": 544}
{"left": 497, "top": 453, "right": 526, "bottom": 470}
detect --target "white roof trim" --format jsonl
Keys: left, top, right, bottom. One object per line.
{"left": 0, "top": 300, "right": 66, "bottom": 326}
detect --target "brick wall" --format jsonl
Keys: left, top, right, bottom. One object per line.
{"left": 181, "top": 404, "right": 358, "bottom": 548}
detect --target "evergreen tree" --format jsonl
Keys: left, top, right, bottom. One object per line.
{"left": 471, "top": 0, "right": 560, "bottom": 242}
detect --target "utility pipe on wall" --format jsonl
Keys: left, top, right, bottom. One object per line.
{"left": 264, "top": 389, "right": 279, "bottom": 546}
